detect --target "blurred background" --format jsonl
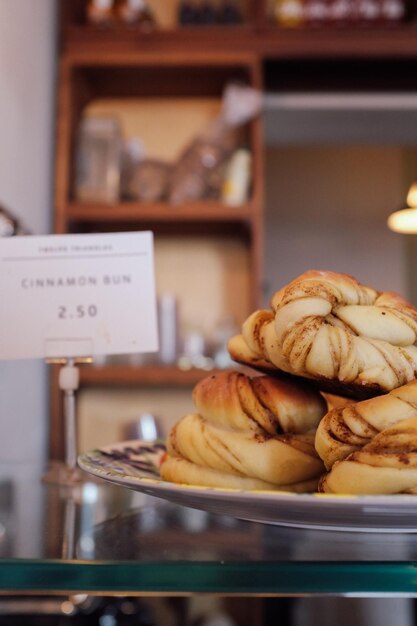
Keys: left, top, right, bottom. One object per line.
{"left": 3, "top": 0, "right": 417, "bottom": 464}
{"left": 2, "top": 1, "right": 417, "bottom": 623}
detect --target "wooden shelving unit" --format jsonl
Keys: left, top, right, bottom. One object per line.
{"left": 52, "top": 1, "right": 267, "bottom": 458}
{"left": 63, "top": 25, "right": 417, "bottom": 59}
{"left": 66, "top": 200, "right": 253, "bottom": 224}
{"left": 51, "top": 0, "right": 417, "bottom": 458}
{"left": 59, "top": 0, "right": 417, "bottom": 60}
{"left": 79, "top": 364, "right": 233, "bottom": 387}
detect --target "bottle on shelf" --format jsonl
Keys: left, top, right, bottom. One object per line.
{"left": 178, "top": 0, "right": 242, "bottom": 26}
{"left": 327, "top": 0, "right": 355, "bottom": 26}
{"left": 117, "top": 0, "right": 156, "bottom": 31}
{"left": 74, "top": 116, "right": 122, "bottom": 204}
{"left": 222, "top": 148, "right": 252, "bottom": 206}
{"left": 381, "top": 0, "right": 406, "bottom": 23}
{"left": 211, "top": 315, "right": 238, "bottom": 369}
{"left": 199, "top": 0, "right": 218, "bottom": 24}
{"left": 218, "top": 0, "right": 243, "bottom": 24}
{"left": 86, "top": 0, "right": 115, "bottom": 25}
{"left": 178, "top": 327, "right": 213, "bottom": 371}
{"left": 157, "top": 293, "right": 180, "bottom": 366}
{"left": 178, "top": 0, "right": 200, "bottom": 25}
{"left": 356, "top": 0, "right": 382, "bottom": 24}
{"left": 274, "top": 0, "right": 305, "bottom": 27}
{"left": 303, "top": 0, "right": 329, "bottom": 27}
{"left": 119, "top": 137, "right": 144, "bottom": 200}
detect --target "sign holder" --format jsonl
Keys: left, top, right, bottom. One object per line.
{"left": 1, "top": 231, "right": 158, "bottom": 486}
{"left": 43, "top": 356, "right": 92, "bottom": 485}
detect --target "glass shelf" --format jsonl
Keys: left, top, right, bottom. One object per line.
{"left": 3, "top": 462, "right": 417, "bottom": 596}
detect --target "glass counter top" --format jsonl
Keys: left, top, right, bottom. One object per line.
{"left": 3, "top": 462, "right": 417, "bottom": 596}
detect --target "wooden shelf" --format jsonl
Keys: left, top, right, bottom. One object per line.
{"left": 58, "top": 0, "right": 417, "bottom": 460}
{"left": 63, "top": 24, "right": 256, "bottom": 57}
{"left": 67, "top": 201, "right": 253, "bottom": 224}
{"left": 61, "top": 23, "right": 417, "bottom": 61}
{"left": 79, "top": 364, "right": 228, "bottom": 387}
{"left": 260, "top": 25, "right": 417, "bottom": 59}
{"left": 60, "top": 0, "right": 417, "bottom": 62}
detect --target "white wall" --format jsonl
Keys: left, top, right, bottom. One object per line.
{"left": 0, "top": 0, "right": 55, "bottom": 480}
{"left": 264, "top": 146, "right": 407, "bottom": 305}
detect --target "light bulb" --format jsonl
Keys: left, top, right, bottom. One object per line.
{"left": 406, "top": 182, "right": 417, "bottom": 208}
{"left": 387, "top": 207, "right": 417, "bottom": 234}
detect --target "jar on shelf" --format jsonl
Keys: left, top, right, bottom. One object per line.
{"left": 178, "top": 0, "right": 201, "bottom": 25}
{"left": 304, "top": 0, "right": 329, "bottom": 26}
{"left": 221, "top": 148, "right": 252, "bottom": 206}
{"left": 327, "top": 0, "right": 355, "bottom": 25}
{"left": 381, "top": 0, "right": 405, "bottom": 22}
{"left": 274, "top": 0, "right": 305, "bottom": 27}
{"left": 218, "top": 0, "right": 243, "bottom": 24}
{"left": 157, "top": 293, "right": 180, "bottom": 366}
{"left": 86, "top": 0, "right": 116, "bottom": 25}
{"left": 356, "top": 0, "right": 382, "bottom": 23}
{"left": 116, "top": 0, "right": 156, "bottom": 31}
{"left": 74, "top": 117, "right": 122, "bottom": 204}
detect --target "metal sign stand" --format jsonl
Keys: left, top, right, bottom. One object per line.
{"left": 43, "top": 357, "right": 92, "bottom": 485}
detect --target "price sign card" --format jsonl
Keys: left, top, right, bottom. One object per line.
{"left": 0, "top": 231, "right": 158, "bottom": 360}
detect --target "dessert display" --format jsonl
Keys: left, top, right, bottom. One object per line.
{"left": 160, "top": 371, "right": 326, "bottom": 492}
{"left": 162, "top": 270, "right": 417, "bottom": 496}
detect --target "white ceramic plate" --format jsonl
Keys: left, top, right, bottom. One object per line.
{"left": 78, "top": 439, "right": 417, "bottom": 532}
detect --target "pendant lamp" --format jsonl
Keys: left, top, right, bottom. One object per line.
{"left": 387, "top": 183, "right": 417, "bottom": 234}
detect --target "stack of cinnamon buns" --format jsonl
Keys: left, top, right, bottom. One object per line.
{"left": 160, "top": 270, "right": 417, "bottom": 495}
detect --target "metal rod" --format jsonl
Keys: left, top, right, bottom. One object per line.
{"left": 61, "top": 357, "right": 79, "bottom": 471}
{"left": 64, "top": 389, "right": 77, "bottom": 470}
